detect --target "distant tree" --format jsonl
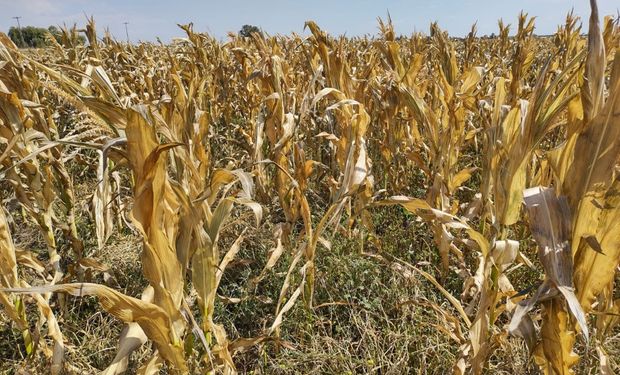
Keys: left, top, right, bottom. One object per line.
{"left": 47, "top": 26, "right": 62, "bottom": 42}
{"left": 7, "top": 27, "right": 23, "bottom": 47}
{"left": 239, "top": 24, "right": 262, "bottom": 38}
{"left": 7, "top": 25, "right": 84, "bottom": 48}
{"left": 9, "top": 26, "right": 45, "bottom": 48}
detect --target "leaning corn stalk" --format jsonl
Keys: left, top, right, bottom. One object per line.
{"left": 123, "top": 106, "right": 188, "bottom": 371}
{"left": 510, "top": 187, "right": 588, "bottom": 374}
{"left": 509, "top": 2, "right": 620, "bottom": 372}
{"left": 0, "top": 34, "right": 93, "bottom": 373}
{"left": 0, "top": 207, "right": 35, "bottom": 364}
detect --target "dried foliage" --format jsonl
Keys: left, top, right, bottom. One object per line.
{"left": 0, "top": 3, "right": 619, "bottom": 374}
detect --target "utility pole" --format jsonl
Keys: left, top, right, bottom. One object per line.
{"left": 12, "top": 16, "right": 25, "bottom": 47}
{"left": 123, "top": 22, "right": 129, "bottom": 44}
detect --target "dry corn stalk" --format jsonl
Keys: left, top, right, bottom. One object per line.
{"left": 0, "top": 2, "right": 618, "bottom": 373}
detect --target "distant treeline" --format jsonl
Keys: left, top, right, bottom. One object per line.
{"left": 8, "top": 25, "right": 86, "bottom": 48}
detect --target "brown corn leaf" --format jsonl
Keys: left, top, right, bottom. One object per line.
{"left": 563, "top": 49, "right": 620, "bottom": 254}
{"left": 0, "top": 207, "right": 18, "bottom": 288}
{"left": 449, "top": 167, "right": 478, "bottom": 194}
{"left": 582, "top": 0, "right": 606, "bottom": 122}
{"left": 101, "top": 323, "right": 148, "bottom": 375}
{"left": 254, "top": 224, "right": 285, "bottom": 284}
{"left": 523, "top": 186, "right": 588, "bottom": 339}
{"left": 574, "top": 178, "right": 620, "bottom": 312}
{"left": 2, "top": 283, "right": 187, "bottom": 372}
{"left": 597, "top": 345, "right": 613, "bottom": 375}
{"left": 540, "top": 299, "right": 579, "bottom": 375}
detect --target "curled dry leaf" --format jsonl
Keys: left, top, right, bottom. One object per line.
{"left": 2, "top": 283, "right": 187, "bottom": 372}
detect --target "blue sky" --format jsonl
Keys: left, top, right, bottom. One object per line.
{"left": 1, "top": 0, "right": 618, "bottom": 42}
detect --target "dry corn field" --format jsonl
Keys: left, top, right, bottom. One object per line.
{"left": 0, "top": 1, "right": 620, "bottom": 374}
